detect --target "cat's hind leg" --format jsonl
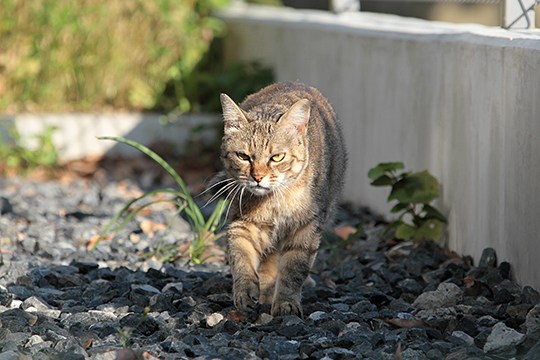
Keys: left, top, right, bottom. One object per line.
{"left": 272, "top": 221, "right": 320, "bottom": 318}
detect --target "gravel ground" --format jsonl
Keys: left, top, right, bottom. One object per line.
{"left": 1, "top": 177, "right": 540, "bottom": 359}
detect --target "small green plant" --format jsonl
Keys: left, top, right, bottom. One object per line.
{"left": 368, "top": 162, "right": 447, "bottom": 241}
{"left": 92, "top": 136, "right": 226, "bottom": 264}
{"left": 0, "top": 124, "right": 58, "bottom": 176}
{"left": 118, "top": 306, "right": 151, "bottom": 348}
{"left": 139, "top": 240, "right": 182, "bottom": 264}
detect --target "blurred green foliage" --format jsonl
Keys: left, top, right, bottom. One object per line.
{"left": 157, "top": 40, "right": 274, "bottom": 114}
{"left": 0, "top": 124, "right": 58, "bottom": 175}
{"left": 0, "top": 0, "right": 230, "bottom": 112}
{"left": 246, "top": 0, "right": 283, "bottom": 6}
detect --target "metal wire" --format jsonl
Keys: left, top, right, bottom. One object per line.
{"left": 361, "top": 0, "right": 538, "bottom": 28}
{"left": 504, "top": 0, "right": 540, "bottom": 28}
{"left": 361, "top": 0, "right": 500, "bottom": 3}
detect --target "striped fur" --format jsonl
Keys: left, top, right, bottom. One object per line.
{"left": 218, "top": 82, "right": 347, "bottom": 317}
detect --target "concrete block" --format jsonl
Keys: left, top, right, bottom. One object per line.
{"left": 0, "top": 113, "right": 220, "bottom": 163}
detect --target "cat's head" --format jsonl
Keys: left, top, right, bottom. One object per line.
{"left": 220, "top": 94, "right": 310, "bottom": 196}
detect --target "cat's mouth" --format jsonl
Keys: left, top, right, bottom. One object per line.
{"left": 247, "top": 184, "right": 272, "bottom": 196}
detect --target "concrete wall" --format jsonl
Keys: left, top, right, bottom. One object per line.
{"left": 218, "top": 5, "right": 540, "bottom": 288}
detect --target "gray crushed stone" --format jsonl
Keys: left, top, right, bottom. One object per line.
{"left": 0, "top": 178, "right": 539, "bottom": 359}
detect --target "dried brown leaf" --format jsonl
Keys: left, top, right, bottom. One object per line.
{"left": 86, "top": 234, "right": 111, "bottom": 250}
{"left": 320, "top": 274, "right": 337, "bottom": 290}
{"left": 227, "top": 310, "right": 246, "bottom": 323}
{"left": 140, "top": 219, "right": 166, "bottom": 237}
{"left": 334, "top": 225, "right": 357, "bottom": 240}
{"left": 83, "top": 338, "right": 93, "bottom": 349}
{"left": 384, "top": 317, "right": 425, "bottom": 329}
{"left": 130, "top": 233, "right": 140, "bottom": 244}
{"left": 115, "top": 349, "right": 138, "bottom": 360}
{"left": 201, "top": 247, "right": 227, "bottom": 264}
{"left": 394, "top": 342, "right": 403, "bottom": 360}
{"left": 142, "top": 351, "right": 159, "bottom": 360}
{"left": 464, "top": 275, "right": 475, "bottom": 288}
{"left": 178, "top": 243, "right": 190, "bottom": 255}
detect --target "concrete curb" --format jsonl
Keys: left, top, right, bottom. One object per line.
{"left": 0, "top": 113, "right": 221, "bottom": 163}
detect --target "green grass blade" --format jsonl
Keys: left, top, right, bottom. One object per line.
{"left": 115, "top": 197, "right": 185, "bottom": 239}
{"left": 98, "top": 136, "right": 205, "bottom": 227}
{"left": 183, "top": 206, "right": 203, "bottom": 233}
{"left": 204, "top": 199, "right": 227, "bottom": 233}
{"left": 90, "top": 188, "right": 185, "bottom": 250}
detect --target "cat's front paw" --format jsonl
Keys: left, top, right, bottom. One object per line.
{"left": 271, "top": 299, "right": 303, "bottom": 318}
{"left": 233, "top": 281, "right": 259, "bottom": 314}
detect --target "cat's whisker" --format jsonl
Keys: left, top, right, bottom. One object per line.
{"left": 272, "top": 186, "right": 282, "bottom": 206}
{"left": 239, "top": 186, "right": 246, "bottom": 217}
{"left": 223, "top": 183, "right": 239, "bottom": 205}
{"left": 203, "top": 180, "right": 238, "bottom": 207}
{"left": 196, "top": 177, "right": 235, "bottom": 198}
{"left": 224, "top": 184, "right": 242, "bottom": 221}
{"left": 274, "top": 184, "right": 287, "bottom": 204}
{"left": 280, "top": 184, "right": 294, "bottom": 198}
{"left": 203, "top": 186, "right": 234, "bottom": 208}
{"left": 280, "top": 190, "right": 291, "bottom": 202}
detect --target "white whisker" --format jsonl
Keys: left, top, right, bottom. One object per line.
{"left": 280, "top": 183, "right": 294, "bottom": 198}
{"left": 203, "top": 180, "right": 238, "bottom": 207}
{"left": 224, "top": 184, "right": 242, "bottom": 221}
{"left": 223, "top": 183, "right": 239, "bottom": 204}
{"left": 196, "top": 177, "right": 235, "bottom": 198}
{"left": 239, "top": 186, "right": 245, "bottom": 217}
{"left": 273, "top": 183, "right": 287, "bottom": 207}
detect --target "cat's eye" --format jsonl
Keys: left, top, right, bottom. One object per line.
{"left": 236, "top": 152, "right": 250, "bottom": 161}
{"left": 270, "top": 153, "right": 285, "bottom": 162}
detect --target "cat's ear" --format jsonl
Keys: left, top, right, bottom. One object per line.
{"left": 278, "top": 99, "right": 311, "bottom": 135}
{"left": 220, "top": 94, "right": 248, "bottom": 133}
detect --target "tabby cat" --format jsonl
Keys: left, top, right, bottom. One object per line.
{"left": 215, "top": 82, "right": 346, "bottom": 317}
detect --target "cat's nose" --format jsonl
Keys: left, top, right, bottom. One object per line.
{"left": 252, "top": 174, "right": 264, "bottom": 183}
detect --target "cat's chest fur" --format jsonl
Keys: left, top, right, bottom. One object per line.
{"left": 238, "top": 179, "right": 315, "bottom": 240}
